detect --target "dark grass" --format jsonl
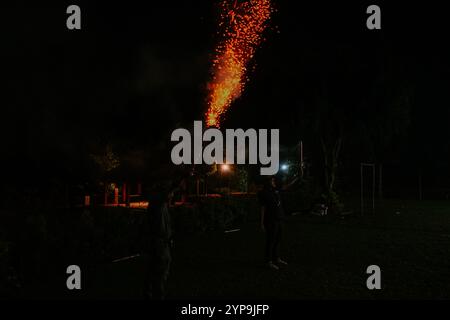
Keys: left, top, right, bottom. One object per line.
{"left": 22, "top": 200, "right": 450, "bottom": 299}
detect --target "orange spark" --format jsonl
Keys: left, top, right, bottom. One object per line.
{"left": 206, "top": 0, "right": 273, "bottom": 128}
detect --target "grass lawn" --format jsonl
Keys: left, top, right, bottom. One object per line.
{"left": 24, "top": 199, "right": 450, "bottom": 299}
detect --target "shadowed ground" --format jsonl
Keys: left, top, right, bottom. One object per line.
{"left": 23, "top": 200, "right": 450, "bottom": 299}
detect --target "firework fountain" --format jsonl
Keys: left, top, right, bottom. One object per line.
{"left": 205, "top": 0, "right": 273, "bottom": 128}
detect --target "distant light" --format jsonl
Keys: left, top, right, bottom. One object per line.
{"left": 221, "top": 164, "right": 231, "bottom": 172}
{"left": 281, "top": 164, "right": 289, "bottom": 171}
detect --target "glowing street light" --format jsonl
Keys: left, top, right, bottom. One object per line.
{"left": 221, "top": 164, "right": 231, "bottom": 172}
{"left": 281, "top": 164, "right": 289, "bottom": 172}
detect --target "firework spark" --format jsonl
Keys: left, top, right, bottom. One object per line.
{"left": 206, "top": 0, "right": 273, "bottom": 127}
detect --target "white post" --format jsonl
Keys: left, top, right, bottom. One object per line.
{"left": 300, "top": 140, "right": 304, "bottom": 178}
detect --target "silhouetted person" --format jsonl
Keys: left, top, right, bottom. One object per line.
{"left": 144, "top": 183, "right": 175, "bottom": 300}
{"left": 258, "top": 176, "right": 298, "bottom": 270}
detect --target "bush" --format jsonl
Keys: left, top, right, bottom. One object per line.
{"left": 0, "top": 240, "right": 20, "bottom": 296}
{"left": 172, "top": 195, "right": 257, "bottom": 234}
{"left": 321, "top": 190, "right": 344, "bottom": 214}
{"left": 0, "top": 193, "right": 259, "bottom": 283}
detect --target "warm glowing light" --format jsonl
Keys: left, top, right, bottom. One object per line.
{"left": 221, "top": 164, "right": 231, "bottom": 172}
{"left": 206, "top": 0, "right": 273, "bottom": 128}
{"left": 129, "top": 201, "right": 149, "bottom": 209}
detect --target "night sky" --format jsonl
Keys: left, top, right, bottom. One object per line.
{"left": 2, "top": 1, "right": 450, "bottom": 188}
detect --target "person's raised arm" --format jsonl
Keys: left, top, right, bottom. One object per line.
{"left": 281, "top": 175, "right": 300, "bottom": 191}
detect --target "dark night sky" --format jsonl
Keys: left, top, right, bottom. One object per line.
{"left": 1, "top": 1, "right": 450, "bottom": 186}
